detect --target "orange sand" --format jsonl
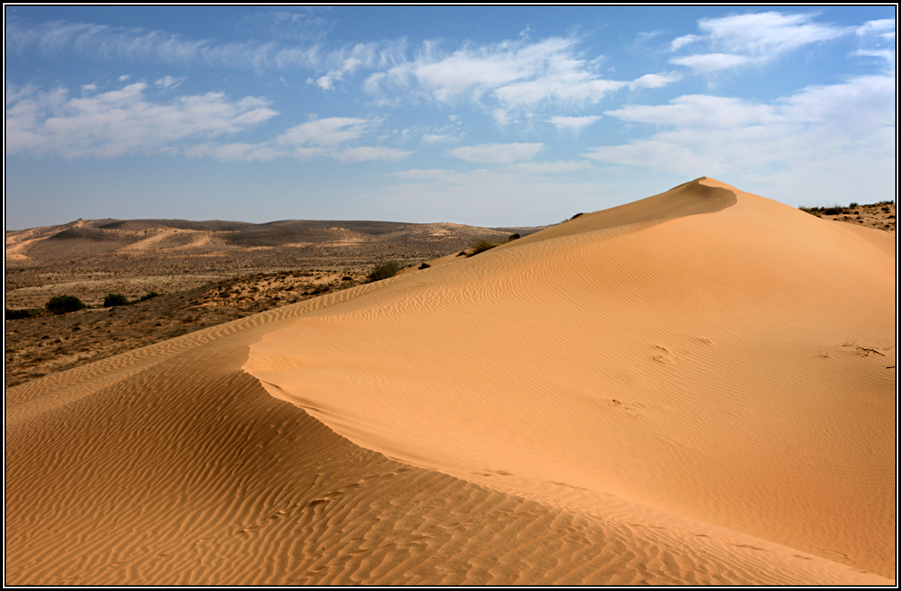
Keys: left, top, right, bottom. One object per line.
{"left": 6, "top": 178, "right": 895, "bottom": 584}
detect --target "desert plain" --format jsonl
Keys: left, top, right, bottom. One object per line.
{"left": 4, "top": 177, "right": 896, "bottom": 585}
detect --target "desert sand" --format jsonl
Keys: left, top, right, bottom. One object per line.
{"left": 5, "top": 178, "right": 895, "bottom": 585}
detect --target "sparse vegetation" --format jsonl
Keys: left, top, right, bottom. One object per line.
{"left": 103, "top": 293, "right": 130, "bottom": 307}
{"left": 45, "top": 295, "right": 86, "bottom": 315}
{"left": 419, "top": 263, "right": 431, "bottom": 270}
{"left": 467, "top": 239, "right": 498, "bottom": 257}
{"left": 798, "top": 202, "right": 896, "bottom": 232}
{"left": 6, "top": 309, "right": 34, "bottom": 320}
{"left": 367, "top": 261, "right": 402, "bottom": 282}
{"left": 465, "top": 233, "right": 525, "bottom": 258}
{"left": 137, "top": 291, "right": 160, "bottom": 302}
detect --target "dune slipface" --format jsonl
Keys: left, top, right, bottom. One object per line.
{"left": 6, "top": 178, "right": 895, "bottom": 585}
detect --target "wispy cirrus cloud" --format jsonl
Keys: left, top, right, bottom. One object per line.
{"left": 547, "top": 115, "right": 602, "bottom": 133}
{"left": 6, "top": 80, "right": 410, "bottom": 163}
{"left": 669, "top": 53, "right": 753, "bottom": 74}
{"left": 364, "top": 36, "right": 675, "bottom": 122}
{"left": 155, "top": 75, "right": 184, "bottom": 89}
{"left": 855, "top": 18, "right": 895, "bottom": 41}
{"left": 448, "top": 142, "right": 544, "bottom": 164}
{"left": 4, "top": 17, "right": 395, "bottom": 77}
{"left": 187, "top": 116, "right": 412, "bottom": 162}
{"left": 276, "top": 117, "right": 375, "bottom": 147}
{"left": 7, "top": 18, "right": 679, "bottom": 123}
{"left": 629, "top": 72, "right": 683, "bottom": 89}
{"left": 584, "top": 73, "right": 895, "bottom": 200}
{"left": 6, "top": 82, "right": 278, "bottom": 158}
{"left": 696, "top": 12, "right": 848, "bottom": 56}
{"left": 668, "top": 12, "right": 852, "bottom": 74}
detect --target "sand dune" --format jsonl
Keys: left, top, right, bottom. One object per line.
{"left": 6, "top": 178, "right": 894, "bottom": 584}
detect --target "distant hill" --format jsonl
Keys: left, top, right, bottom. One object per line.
{"left": 6, "top": 218, "right": 547, "bottom": 262}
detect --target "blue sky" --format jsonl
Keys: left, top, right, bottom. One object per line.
{"left": 4, "top": 6, "right": 896, "bottom": 230}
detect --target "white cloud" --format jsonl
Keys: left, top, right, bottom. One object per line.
{"left": 337, "top": 146, "right": 413, "bottom": 162}
{"left": 628, "top": 72, "right": 682, "bottom": 89}
{"left": 670, "top": 34, "right": 701, "bottom": 52}
{"left": 366, "top": 36, "right": 628, "bottom": 117}
{"left": 668, "top": 12, "right": 852, "bottom": 74}
{"left": 855, "top": 18, "right": 895, "bottom": 39}
{"left": 851, "top": 49, "right": 895, "bottom": 67}
{"left": 185, "top": 142, "right": 283, "bottom": 162}
{"left": 422, "top": 133, "right": 452, "bottom": 144}
{"left": 155, "top": 75, "right": 184, "bottom": 88}
{"left": 670, "top": 53, "right": 753, "bottom": 74}
{"left": 276, "top": 117, "right": 374, "bottom": 147}
{"left": 448, "top": 142, "right": 544, "bottom": 164}
{"left": 603, "top": 95, "right": 778, "bottom": 128}
{"left": 584, "top": 74, "right": 895, "bottom": 203}
{"left": 547, "top": 115, "right": 602, "bottom": 133}
{"left": 696, "top": 12, "right": 848, "bottom": 56}
{"left": 4, "top": 18, "right": 398, "bottom": 76}
{"left": 184, "top": 115, "right": 410, "bottom": 163}
{"left": 5, "top": 83, "right": 279, "bottom": 158}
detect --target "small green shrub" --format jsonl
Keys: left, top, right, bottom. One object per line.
{"left": 367, "top": 261, "right": 402, "bottom": 282}
{"left": 46, "top": 295, "right": 86, "bottom": 315}
{"left": 508, "top": 233, "right": 521, "bottom": 241}
{"left": 103, "top": 293, "right": 130, "bottom": 307}
{"left": 137, "top": 291, "right": 160, "bottom": 302}
{"left": 467, "top": 239, "right": 497, "bottom": 257}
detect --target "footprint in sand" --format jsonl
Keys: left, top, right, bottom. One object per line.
{"left": 652, "top": 345, "right": 675, "bottom": 364}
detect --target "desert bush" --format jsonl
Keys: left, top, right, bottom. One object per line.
{"left": 419, "top": 263, "right": 431, "bottom": 270}
{"left": 849, "top": 202, "right": 858, "bottom": 208}
{"left": 46, "top": 295, "right": 86, "bottom": 315}
{"left": 467, "top": 239, "right": 497, "bottom": 257}
{"left": 137, "top": 291, "right": 160, "bottom": 302}
{"left": 367, "top": 261, "right": 402, "bottom": 282}
{"left": 103, "top": 293, "right": 130, "bottom": 307}
{"left": 6, "top": 308, "right": 33, "bottom": 320}
{"left": 309, "top": 284, "right": 332, "bottom": 295}
{"left": 508, "top": 233, "right": 521, "bottom": 241}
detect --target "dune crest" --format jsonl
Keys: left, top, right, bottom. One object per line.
{"left": 245, "top": 177, "right": 895, "bottom": 579}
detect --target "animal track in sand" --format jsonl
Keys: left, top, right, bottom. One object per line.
{"left": 731, "top": 544, "right": 767, "bottom": 552}
{"left": 481, "top": 468, "right": 514, "bottom": 477}
{"left": 608, "top": 398, "right": 644, "bottom": 417}
{"left": 652, "top": 345, "right": 676, "bottom": 364}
